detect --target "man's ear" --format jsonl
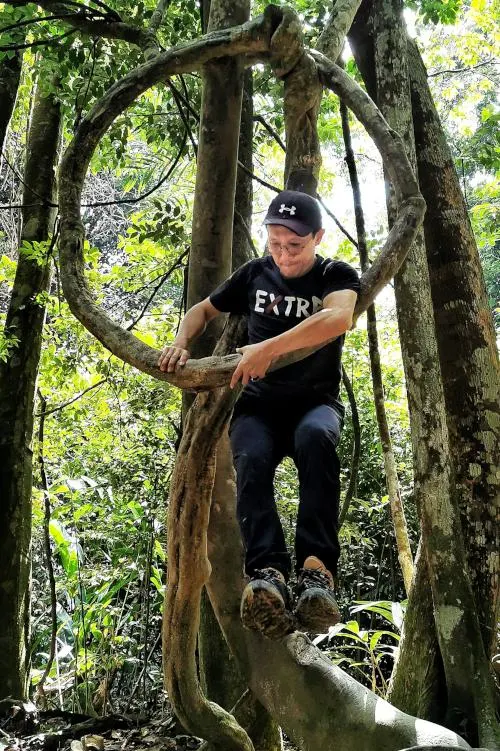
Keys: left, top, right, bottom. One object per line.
{"left": 314, "top": 228, "right": 325, "bottom": 245}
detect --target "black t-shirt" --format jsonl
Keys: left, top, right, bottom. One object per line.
{"left": 210, "top": 255, "right": 360, "bottom": 407}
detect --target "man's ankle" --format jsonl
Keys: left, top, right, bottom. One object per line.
{"left": 249, "top": 566, "right": 287, "bottom": 583}
{"left": 301, "top": 556, "right": 334, "bottom": 587}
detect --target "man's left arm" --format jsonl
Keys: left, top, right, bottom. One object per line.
{"left": 230, "top": 289, "right": 357, "bottom": 389}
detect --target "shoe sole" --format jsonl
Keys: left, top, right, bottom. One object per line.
{"left": 241, "top": 581, "right": 296, "bottom": 640}
{"left": 295, "top": 589, "right": 341, "bottom": 633}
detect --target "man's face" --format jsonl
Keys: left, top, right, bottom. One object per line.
{"left": 267, "top": 225, "right": 325, "bottom": 278}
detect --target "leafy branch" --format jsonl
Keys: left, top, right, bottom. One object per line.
{"left": 428, "top": 58, "right": 499, "bottom": 77}
{"left": 0, "top": 11, "right": 105, "bottom": 35}
{"left": 0, "top": 27, "right": 78, "bottom": 51}
{"left": 4, "top": 0, "right": 156, "bottom": 49}
{"left": 126, "top": 248, "right": 189, "bottom": 332}
{"left": 36, "top": 378, "right": 108, "bottom": 417}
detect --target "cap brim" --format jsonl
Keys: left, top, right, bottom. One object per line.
{"left": 263, "top": 216, "right": 312, "bottom": 236}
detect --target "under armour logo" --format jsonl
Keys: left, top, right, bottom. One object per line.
{"left": 278, "top": 203, "right": 296, "bottom": 215}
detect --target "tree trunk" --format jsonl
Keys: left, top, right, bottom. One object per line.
{"left": 388, "top": 545, "right": 446, "bottom": 723}
{"left": 371, "top": 0, "right": 499, "bottom": 744}
{"left": 187, "top": 0, "right": 249, "bottom": 360}
{"left": 55, "top": 8, "right": 475, "bottom": 745}
{"left": 348, "top": 2, "right": 444, "bottom": 718}
{"left": 184, "top": 4, "right": 280, "bottom": 746}
{"left": 161, "top": 318, "right": 469, "bottom": 749}
{"left": 199, "top": 588, "right": 246, "bottom": 711}
{"left": 0, "top": 49, "right": 23, "bottom": 152}
{"left": 163, "top": 322, "right": 470, "bottom": 748}
{"left": 0, "top": 14, "right": 25, "bottom": 152}
{"left": 266, "top": 6, "right": 323, "bottom": 193}
{"left": 0, "top": 79, "right": 62, "bottom": 700}
{"left": 340, "top": 98, "right": 414, "bottom": 594}
{"left": 232, "top": 68, "right": 254, "bottom": 271}
{"left": 407, "top": 40, "right": 500, "bottom": 658}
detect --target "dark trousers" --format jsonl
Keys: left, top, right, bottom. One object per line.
{"left": 229, "top": 398, "right": 343, "bottom": 580}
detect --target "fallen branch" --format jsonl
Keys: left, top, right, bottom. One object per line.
{"left": 40, "top": 714, "right": 144, "bottom": 750}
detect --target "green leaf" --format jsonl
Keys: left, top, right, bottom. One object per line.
{"left": 369, "top": 630, "right": 399, "bottom": 651}
{"left": 73, "top": 503, "right": 93, "bottom": 521}
{"left": 19, "top": 239, "right": 50, "bottom": 265}
{"left": 49, "top": 483, "right": 69, "bottom": 494}
{"left": 344, "top": 620, "right": 360, "bottom": 635}
{"left": 49, "top": 519, "right": 79, "bottom": 577}
{"left": 154, "top": 539, "right": 166, "bottom": 562}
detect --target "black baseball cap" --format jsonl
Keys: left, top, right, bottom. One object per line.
{"left": 263, "top": 190, "right": 323, "bottom": 237}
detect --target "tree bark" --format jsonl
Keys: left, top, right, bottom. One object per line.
{"left": 232, "top": 68, "right": 254, "bottom": 271}
{"left": 338, "top": 366, "right": 361, "bottom": 524}
{"left": 388, "top": 545, "right": 446, "bottom": 723}
{"left": 317, "top": 0, "right": 363, "bottom": 62}
{"left": 407, "top": 39, "right": 500, "bottom": 658}
{"left": 193, "top": 328, "right": 471, "bottom": 751}
{"left": 0, "top": 48, "right": 23, "bottom": 152}
{"left": 187, "top": 0, "right": 250, "bottom": 360}
{"left": 371, "top": 0, "right": 499, "bottom": 744}
{"left": 163, "top": 318, "right": 254, "bottom": 751}
{"left": 19, "top": 0, "right": 160, "bottom": 52}
{"left": 348, "top": 3, "right": 444, "bottom": 719}
{"left": 266, "top": 6, "right": 323, "bottom": 193}
{"left": 0, "top": 79, "right": 62, "bottom": 700}
{"left": 199, "top": 590, "right": 246, "bottom": 711}
{"left": 177, "top": 3, "right": 280, "bottom": 746}
{"left": 52, "top": 7, "right": 487, "bottom": 748}
{"left": 187, "top": 3, "right": 280, "bottom": 742}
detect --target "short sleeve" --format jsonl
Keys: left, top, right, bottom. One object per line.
{"left": 209, "top": 261, "right": 252, "bottom": 314}
{"left": 322, "top": 260, "right": 360, "bottom": 298}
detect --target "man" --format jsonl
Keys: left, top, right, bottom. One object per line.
{"left": 159, "top": 190, "right": 360, "bottom": 639}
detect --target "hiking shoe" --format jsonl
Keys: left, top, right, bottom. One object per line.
{"left": 241, "top": 568, "right": 295, "bottom": 639}
{"left": 294, "top": 556, "right": 340, "bottom": 632}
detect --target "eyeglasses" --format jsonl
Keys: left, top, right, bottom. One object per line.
{"left": 267, "top": 235, "right": 313, "bottom": 257}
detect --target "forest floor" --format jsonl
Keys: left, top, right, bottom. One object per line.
{"left": 0, "top": 703, "right": 297, "bottom": 751}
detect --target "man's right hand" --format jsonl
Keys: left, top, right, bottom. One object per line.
{"left": 157, "top": 298, "right": 221, "bottom": 373}
{"left": 158, "top": 344, "right": 191, "bottom": 372}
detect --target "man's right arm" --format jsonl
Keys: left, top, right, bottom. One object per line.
{"left": 158, "top": 297, "right": 221, "bottom": 372}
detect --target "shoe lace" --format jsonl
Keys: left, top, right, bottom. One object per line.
{"left": 299, "top": 568, "right": 331, "bottom": 591}
{"left": 254, "top": 567, "right": 283, "bottom": 586}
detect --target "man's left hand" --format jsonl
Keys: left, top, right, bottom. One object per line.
{"left": 230, "top": 342, "right": 274, "bottom": 389}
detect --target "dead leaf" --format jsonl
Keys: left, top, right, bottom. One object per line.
{"left": 82, "top": 735, "right": 105, "bottom": 751}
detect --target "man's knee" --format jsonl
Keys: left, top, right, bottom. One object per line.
{"left": 294, "top": 419, "right": 340, "bottom": 455}
{"left": 230, "top": 414, "right": 277, "bottom": 466}
{"left": 233, "top": 447, "right": 274, "bottom": 471}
